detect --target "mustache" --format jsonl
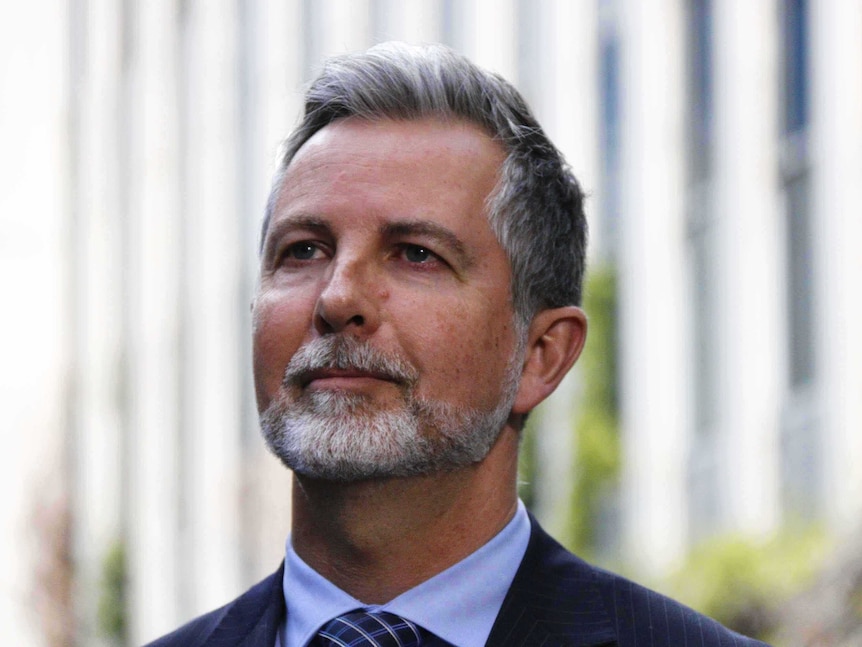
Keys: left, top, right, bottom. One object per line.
{"left": 283, "top": 336, "right": 419, "bottom": 388}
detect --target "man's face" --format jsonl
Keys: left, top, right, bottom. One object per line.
{"left": 253, "top": 117, "right": 523, "bottom": 481}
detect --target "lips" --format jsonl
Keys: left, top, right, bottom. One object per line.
{"left": 282, "top": 336, "right": 419, "bottom": 391}
{"left": 300, "top": 367, "right": 399, "bottom": 388}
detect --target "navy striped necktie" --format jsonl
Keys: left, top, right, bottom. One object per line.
{"left": 312, "top": 610, "right": 426, "bottom": 647}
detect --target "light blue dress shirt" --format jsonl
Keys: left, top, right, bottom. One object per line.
{"left": 278, "top": 499, "right": 530, "bottom": 647}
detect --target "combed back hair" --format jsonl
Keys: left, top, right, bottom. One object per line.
{"left": 262, "top": 42, "right": 587, "bottom": 327}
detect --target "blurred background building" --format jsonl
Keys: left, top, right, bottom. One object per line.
{"left": 2, "top": 0, "right": 860, "bottom": 644}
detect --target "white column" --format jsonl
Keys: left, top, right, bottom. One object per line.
{"left": 0, "top": 1, "right": 70, "bottom": 644}
{"left": 126, "top": 1, "right": 183, "bottom": 641}
{"left": 712, "top": 0, "right": 782, "bottom": 535}
{"left": 527, "top": 0, "right": 601, "bottom": 539}
{"left": 315, "top": 0, "right": 373, "bottom": 58}
{"left": 811, "top": 0, "right": 862, "bottom": 531}
{"left": 242, "top": 0, "right": 302, "bottom": 582}
{"left": 258, "top": 0, "right": 303, "bottom": 157}
{"left": 618, "top": 0, "right": 689, "bottom": 573}
{"left": 464, "top": 0, "right": 518, "bottom": 80}
{"left": 72, "top": 0, "right": 126, "bottom": 643}
{"left": 545, "top": 0, "right": 600, "bottom": 245}
{"left": 372, "top": 0, "right": 442, "bottom": 43}
{"left": 182, "top": 0, "right": 246, "bottom": 616}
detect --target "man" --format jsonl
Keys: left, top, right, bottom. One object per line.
{"left": 150, "top": 43, "right": 768, "bottom": 646}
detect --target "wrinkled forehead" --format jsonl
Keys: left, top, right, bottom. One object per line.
{"left": 277, "top": 118, "right": 502, "bottom": 224}
{"left": 261, "top": 116, "right": 508, "bottom": 250}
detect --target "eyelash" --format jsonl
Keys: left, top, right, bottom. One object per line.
{"left": 287, "top": 242, "right": 323, "bottom": 259}
{"left": 397, "top": 243, "right": 440, "bottom": 265}
{"left": 277, "top": 241, "right": 328, "bottom": 265}
{"left": 275, "top": 241, "right": 447, "bottom": 270}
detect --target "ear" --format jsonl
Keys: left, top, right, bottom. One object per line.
{"left": 511, "top": 306, "right": 587, "bottom": 415}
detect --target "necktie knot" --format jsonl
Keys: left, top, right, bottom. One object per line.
{"left": 313, "top": 609, "right": 425, "bottom": 647}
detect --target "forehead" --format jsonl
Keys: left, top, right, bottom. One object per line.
{"left": 269, "top": 117, "right": 507, "bottom": 231}
{"left": 292, "top": 116, "right": 503, "bottom": 175}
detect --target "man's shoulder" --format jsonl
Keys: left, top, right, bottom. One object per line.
{"left": 587, "top": 559, "right": 769, "bottom": 646}
{"left": 497, "top": 516, "right": 770, "bottom": 646}
{"left": 144, "top": 602, "right": 232, "bottom": 647}
{"left": 143, "top": 565, "right": 285, "bottom": 647}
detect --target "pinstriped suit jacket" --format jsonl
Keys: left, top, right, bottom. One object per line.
{"left": 146, "top": 516, "right": 770, "bottom": 646}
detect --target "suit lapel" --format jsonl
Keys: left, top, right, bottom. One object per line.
{"left": 486, "top": 516, "right": 617, "bottom": 647}
{"left": 198, "top": 519, "right": 617, "bottom": 647}
{"left": 206, "top": 563, "right": 286, "bottom": 647}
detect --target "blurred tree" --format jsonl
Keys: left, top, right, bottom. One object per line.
{"left": 665, "top": 525, "right": 827, "bottom": 641}
{"left": 773, "top": 522, "right": 862, "bottom": 645}
{"left": 566, "top": 266, "right": 621, "bottom": 560}
{"left": 98, "top": 539, "right": 127, "bottom": 644}
{"left": 517, "top": 265, "right": 620, "bottom": 561}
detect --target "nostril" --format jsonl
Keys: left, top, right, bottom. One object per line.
{"left": 313, "top": 267, "right": 377, "bottom": 334}
{"left": 313, "top": 301, "right": 368, "bottom": 335}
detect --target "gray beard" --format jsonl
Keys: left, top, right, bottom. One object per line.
{"left": 259, "top": 335, "right": 522, "bottom": 482}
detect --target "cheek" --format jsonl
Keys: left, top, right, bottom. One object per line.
{"left": 251, "top": 293, "right": 313, "bottom": 409}
{"left": 410, "top": 301, "right": 514, "bottom": 407}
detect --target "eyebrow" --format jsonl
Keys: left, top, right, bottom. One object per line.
{"left": 381, "top": 220, "right": 474, "bottom": 269}
{"left": 262, "top": 215, "right": 476, "bottom": 269}
{"left": 261, "top": 215, "right": 329, "bottom": 261}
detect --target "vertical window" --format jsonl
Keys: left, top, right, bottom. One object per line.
{"left": 782, "top": 0, "right": 813, "bottom": 388}
{"left": 783, "top": 0, "right": 808, "bottom": 134}
{"left": 597, "top": 0, "right": 621, "bottom": 260}
{"left": 594, "top": 0, "right": 623, "bottom": 563}
{"left": 689, "top": 0, "right": 714, "bottom": 182}
{"left": 779, "top": 0, "right": 818, "bottom": 518}
{"left": 685, "top": 0, "right": 720, "bottom": 538}
{"left": 686, "top": 0, "right": 716, "bottom": 430}
{"left": 687, "top": 0, "right": 716, "bottom": 431}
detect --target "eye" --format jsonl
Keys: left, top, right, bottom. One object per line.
{"left": 284, "top": 241, "right": 324, "bottom": 261}
{"left": 402, "top": 244, "right": 435, "bottom": 264}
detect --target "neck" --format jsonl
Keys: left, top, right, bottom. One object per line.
{"left": 290, "top": 427, "right": 520, "bottom": 604}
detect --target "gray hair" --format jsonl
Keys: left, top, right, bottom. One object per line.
{"left": 262, "top": 42, "right": 587, "bottom": 327}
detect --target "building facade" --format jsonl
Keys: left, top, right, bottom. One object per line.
{"left": 2, "top": 0, "right": 861, "bottom": 644}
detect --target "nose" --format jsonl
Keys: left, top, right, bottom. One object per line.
{"left": 314, "top": 256, "right": 381, "bottom": 336}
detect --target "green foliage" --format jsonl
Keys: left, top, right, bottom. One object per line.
{"left": 664, "top": 525, "right": 829, "bottom": 640}
{"left": 98, "top": 539, "right": 127, "bottom": 642}
{"left": 518, "top": 263, "right": 831, "bottom": 643}
{"left": 565, "top": 266, "right": 621, "bottom": 559}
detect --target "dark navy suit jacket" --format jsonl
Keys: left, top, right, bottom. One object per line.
{"left": 146, "top": 516, "right": 769, "bottom": 646}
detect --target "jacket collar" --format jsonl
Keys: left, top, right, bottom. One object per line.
{"left": 206, "top": 562, "right": 285, "bottom": 646}
{"left": 485, "top": 514, "right": 617, "bottom": 647}
{"left": 203, "top": 515, "right": 617, "bottom": 647}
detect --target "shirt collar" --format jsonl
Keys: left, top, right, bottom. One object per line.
{"left": 282, "top": 500, "right": 531, "bottom": 647}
